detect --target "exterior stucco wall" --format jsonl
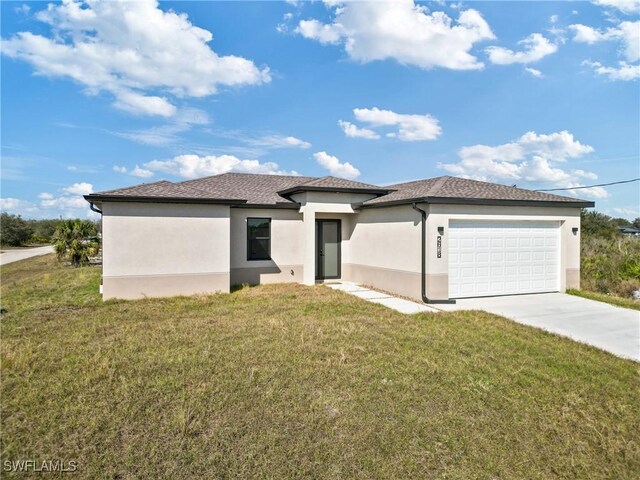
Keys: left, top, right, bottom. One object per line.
{"left": 99, "top": 197, "right": 583, "bottom": 302}
{"left": 294, "top": 191, "right": 378, "bottom": 285}
{"left": 345, "top": 205, "right": 423, "bottom": 300}
{"left": 424, "top": 203, "right": 582, "bottom": 299}
{"left": 101, "top": 202, "right": 231, "bottom": 299}
{"left": 230, "top": 208, "right": 304, "bottom": 285}
{"left": 292, "top": 191, "right": 377, "bottom": 213}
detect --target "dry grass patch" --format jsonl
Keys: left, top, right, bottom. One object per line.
{"left": 1, "top": 255, "right": 639, "bottom": 478}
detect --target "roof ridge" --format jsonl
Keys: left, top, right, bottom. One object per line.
{"left": 386, "top": 175, "right": 450, "bottom": 189}
{"left": 425, "top": 176, "right": 451, "bottom": 196}
{"left": 294, "top": 175, "right": 328, "bottom": 187}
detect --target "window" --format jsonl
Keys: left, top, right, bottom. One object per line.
{"left": 247, "top": 218, "right": 271, "bottom": 261}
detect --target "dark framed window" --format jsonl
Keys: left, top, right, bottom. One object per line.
{"left": 247, "top": 217, "right": 271, "bottom": 261}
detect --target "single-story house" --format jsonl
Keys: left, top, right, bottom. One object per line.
{"left": 84, "top": 173, "right": 594, "bottom": 303}
{"left": 618, "top": 226, "right": 640, "bottom": 236}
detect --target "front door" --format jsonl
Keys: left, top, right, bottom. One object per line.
{"left": 316, "top": 220, "right": 341, "bottom": 280}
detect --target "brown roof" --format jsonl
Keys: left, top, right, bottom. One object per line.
{"left": 90, "top": 180, "right": 240, "bottom": 200}
{"left": 277, "top": 175, "right": 391, "bottom": 196}
{"left": 363, "top": 176, "right": 593, "bottom": 206}
{"left": 179, "top": 173, "right": 316, "bottom": 205}
{"left": 85, "top": 173, "right": 594, "bottom": 208}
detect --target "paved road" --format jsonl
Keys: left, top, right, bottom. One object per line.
{"left": 0, "top": 246, "right": 54, "bottom": 266}
{"left": 437, "top": 293, "right": 640, "bottom": 361}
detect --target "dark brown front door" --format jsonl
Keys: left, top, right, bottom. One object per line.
{"left": 316, "top": 220, "right": 341, "bottom": 280}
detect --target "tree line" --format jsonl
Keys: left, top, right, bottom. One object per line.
{"left": 1, "top": 213, "right": 101, "bottom": 265}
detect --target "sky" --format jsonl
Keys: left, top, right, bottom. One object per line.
{"left": 1, "top": 0, "right": 639, "bottom": 220}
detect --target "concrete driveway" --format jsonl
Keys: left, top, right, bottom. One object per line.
{"left": 436, "top": 293, "right": 640, "bottom": 361}
{"left": 0, "top": 246, "right": 54, "bottom": 266}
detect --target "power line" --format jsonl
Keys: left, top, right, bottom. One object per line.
{"left": 535, "top": 178, "right": 640, "bottom": 192}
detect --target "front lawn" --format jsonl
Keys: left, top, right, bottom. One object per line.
{"left": 568, "top": 288, "right": 640, "bottom": 311}
{"left": 1, "top": 255, "right": 638, "bottom": 478}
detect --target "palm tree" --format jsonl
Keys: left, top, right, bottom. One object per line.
{"left": 53, "top": 219, "right": 100, "bottom": 265}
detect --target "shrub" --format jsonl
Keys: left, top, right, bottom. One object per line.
{"left": 53, "top": 219, "right": 100, "bottom": 266}
{"left": 580, "top": 211, "right": 640, "bottom": 298}
{"left": 0, "top": 213, "right": 34, "bottom": 246}
{"left": 29, "top": 218, "right": 61, "bottom": 243}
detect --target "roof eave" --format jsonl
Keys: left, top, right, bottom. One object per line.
{"left": 232, "top": 202, "right": 301, "bottom": 209}
{"left": 360, "top": 196, "right": 595, "bottom": 209}
{"left": 84, "top": 194, "right": 247, "bottom": 206}
{"left": 277, "top": 186, "right": 393, "bottom": 197}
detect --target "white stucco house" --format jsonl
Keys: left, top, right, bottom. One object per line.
{"left": 84, "top": 173, "right": 594, "bottom": 303}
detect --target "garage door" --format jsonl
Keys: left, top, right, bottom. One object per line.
{"left": 449, "top": 221, "right": 560, "bottom": 298}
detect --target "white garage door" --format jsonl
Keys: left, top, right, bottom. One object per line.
{"left": 449, "top": 220, "right": 560, "bottom": 298}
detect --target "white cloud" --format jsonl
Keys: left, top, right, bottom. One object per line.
{"left": 570, "top": 21, "right": 639, "bottom": 62}
{"left": 1, "top": 0, "right": 270, "bottom": 117}
{"left": 245, "top": 135, "right": 311, "bottom": 149}
{"left": 583, "top": 60, "right": 640, "bottom": 80}
{"left": 0, "top": 197, "right": 36, "bottom": 213}
{"left": 113, "top": 107, "right": 210, "bottom": 145}
{"left": 295, "top": 1, "right": 495, "bottom": 70}
{"left": 114, "top": 165, "right": 154, "bottom": 178}
{"left": 525, "top": 67, "right": 544, "bottom": 77}
{"left": 2, "top": 186, "right": 98, "bottom": 219}
{"left": 313, "top": 151, "right": 360, "bottom": 179}
{"left": 39, "top": 183, "right": 95, "bottom": 214}
{"left": 593, "top": 0, "right": 640, "bottom": 14}
{"left": 612, "top": 206, "right": 640, "bottom": 218}
{"left": 550, "top": 15, "right": 559, "bottom": 23}
{"left": 569, "top": 20, "right": 639, "bottom": 81}
{"left": 341, "top": 107, "right": 442, "bottom": 142}
{"left": 62, "top": 182, "right": 93, "bottom": 196}
{"left": 338, "top": 120, "right": 381, "bottom": 139}
{"left": 142, "top": 154, "right": 298, "bottom": 179}
{"left": 487, "top": 33, "right": 558, "bottom": 65}
{"left": 40, "top": 195, "right": 88, "bottom": 210}
{"left": 131, "top": 166, "right": 154, "bottom": 178}
{"left": 15, "top": 4, "right": 30, "bottom": 15}
{"left": 570, "top": 24, "right": 609, "bottom": 43}
{"left": 439, "top": 131, "right": 606, "bottom": 198}
{"left": 295, "top": 19, "right": 345, "bottom": 45}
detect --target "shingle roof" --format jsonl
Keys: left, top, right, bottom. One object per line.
{"left": 363, "top": 176, "right": 593, "bottom": 206}
{"left": 295, "top": 176, "right": 388, "bottom": 190}
{"left": 89, "top": 180, "right": 238, "bottom": 200}
{"left": 277, "top": 175, "right": 391, "bottom": 196}
{"left": 179, "top": 173, "right": 316, "bottom": 205}
{"left": 86, "top": 173, "right": 594, "bottom": 208}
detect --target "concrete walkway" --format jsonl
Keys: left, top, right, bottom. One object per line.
{"left": 328, "top": 282, "right": 639, "bottom": 361}
{"left": 0, "top": 246, "right": 54, "bottom": 266}
{"left": 436, "top": 293, "right": 640, "bottom": 362}
{"left": 327, "top": 282, "right": 439, "bottom": 314}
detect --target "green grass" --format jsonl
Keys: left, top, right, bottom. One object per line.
{"left": 1, "top": 255, "right": 639, "bottom": 479}
{"left": 567, "top": 288, "right": 640, "bottom": 311}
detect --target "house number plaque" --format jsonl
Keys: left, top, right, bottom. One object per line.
{"left": 437, "top": 235, "right": 442, "bottom": 258}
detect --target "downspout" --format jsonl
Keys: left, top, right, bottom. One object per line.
{"left": 412, "top": 203, "right": 455, "bottom": 305}
{"left": 89, "top": 202, "right": 102, "bottom": 214}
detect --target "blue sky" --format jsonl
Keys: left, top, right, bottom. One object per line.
{"left": 1, "top": 0, "right": 639, "bottom": 219}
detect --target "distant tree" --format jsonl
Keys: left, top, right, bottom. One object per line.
{"left": 53, "top": 219, "right": 100, "bottom": 265}
{"left": 0, "top": 213, "right": 34, "bottom": 246}
{"left": 610, "top": 217, "right": 632, "bottom": 227}
{"left": 633, "top": 218, "right": 640, "bottom": 229}
{"left": 29, "top": 219, "right": 61, "bottom": 243}
{"left": 581, "top": 210, "right": 618, "bottom": 238}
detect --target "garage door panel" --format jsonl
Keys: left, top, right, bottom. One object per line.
{"left": 449, "top": 220, "right": 560, "bottom": 298}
